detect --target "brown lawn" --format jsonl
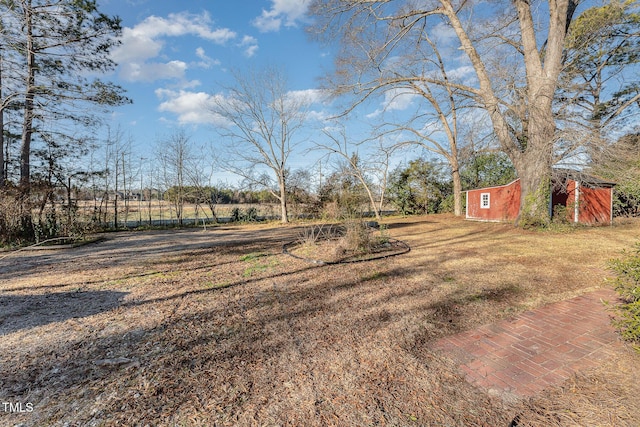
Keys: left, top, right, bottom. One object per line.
{"left": 1, "top": 214, "right": 639, "bottom": 426}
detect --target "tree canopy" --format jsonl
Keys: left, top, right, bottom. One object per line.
{"left": 0, "top": 0, "right": 130, "bottom": 190}
{"left": 0, "top": 0, "right": 129, "bottom": 241}
{"left": 209, "top": 66, "right": 311, "bottom": 224}
{"left": 309, "top": 0, "right": 638, "bottom": 226}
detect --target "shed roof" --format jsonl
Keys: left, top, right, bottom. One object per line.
{"left": 466, "top": 169, "right": 616, "bottom": 193}
{"left": 552, "top": 168, "right": 616, "bottom": 189}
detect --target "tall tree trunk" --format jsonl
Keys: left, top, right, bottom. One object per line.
{"left": 441, "top": 0, "right": 573, "bottom": 226}
{"left": 451, "top": 160, "right": 462, "bottom": 216}
{"left": 512, "top": 142, "right": 553, "bottom": 227}
{"left": 114, "top": 158, "right": 119, "bottom": 228}
{"left": 511, "top": 115, "right": 555, "bottom": 226}
{"left": 279, "top": 172, "right": 288, "bottom": 223}
{"left": 0, "top": 51, "right": 5, "bottom": 189}
{"left": 362, "top": 183, "right": 382, "bottom": 222}
{"left": 511, "top": 0, "right": 569, "bottom": 226}
{"left": 20, "top": 0, "right": 35, "bottom": 191}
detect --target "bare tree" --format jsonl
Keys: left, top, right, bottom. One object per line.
{"left": 184, "top": 146, "right": 222, "bottom": 223}
{"left": 209, "top": 67, "right": 310, "bottom": 224}
{"left": 334, "top": 23, "right": 475, "bottom": 216}
{"left": 310, "top": 0, "right": 594, "bottom": 226}
{"left": 156, "top": 131, "right": 193, "bottom": 226}
{"left": 0, "top": 43, "right": 16, "bottom": 188}
{"left": 378, "top": 86, "right": 469, "bottom": 217}
{"left": 314, "top": 125, "right": 393, "bottom": 221}
{"left": 0, "top": 49, "right": 5, "bottom": 188}
{"left": 103, "top": 126, "right": 132, "bottom": 229}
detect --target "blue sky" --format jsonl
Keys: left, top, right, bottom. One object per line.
{"left": 99, "top": 0, "right": 339, "bottom": 173}
{"left": 93, "top": 0, "right": 626, "bottom": 186}
{"left": 99, "top": 0, "right": 630, "bottom": 185}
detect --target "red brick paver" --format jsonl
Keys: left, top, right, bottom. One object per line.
{"left": 432, "top": 288, "right": 622, "bottom": 399}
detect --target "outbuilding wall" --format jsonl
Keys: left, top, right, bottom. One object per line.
{"left": 466, "top": 180, "right": 521, "bottom": 222}
{"left": 577, "top": 185, "right": 613, "bottom": 224}
{"left": 551, "top": 179, "right": 613, "bottom": 225}
{"left": 468, "top": 177, "right": 615, "bottom": 225}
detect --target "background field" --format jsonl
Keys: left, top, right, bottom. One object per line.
{"left": 75, "top": 200, "right": 282, "bottom": 226}
{"left": 1, "top": 215, "right": 639, "bottom": 426}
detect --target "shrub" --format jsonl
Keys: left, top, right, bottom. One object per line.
{"left": 608, "top": 243, "right": 640, "bottom": 352}
{"left": 230, "top": 206, "right": 259, "bottom": 223}
{"left": 243, "top": 206, "right": 259, "bottom": 222}
{"left": 341, "top": 220, "right": 373, "bottom": 253}
{"left": 338, "top": 220, "right": 388, "bottom": 254}
{"left": 230, "top": 207, "right": 242, "bottom": 222}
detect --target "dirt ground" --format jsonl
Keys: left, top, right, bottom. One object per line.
{"left": 1, "top": 215, "right": 639, "bottom": 426}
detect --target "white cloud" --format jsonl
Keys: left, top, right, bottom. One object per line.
{"left": 129, "top": 12, "right": 236, "bottom": 43}
{"left": 253, "top": 13, "right": 281, "bottom": 33}
{"left": 195, "top": 47, "right": 206, "bottom": 58}
{"left": 156, "top": 89, "right": 210, "bottom": 124}
{"left": 253, "top": 0, "right": 312, "bottom": 32}
{"left": 285, "top": 89, "right": 332, "bottom": 122}
{"left": 181, "top": 79, "right": 202, "bottom": 90}
{"left": 307, "top": 109, "right": 330, "bottom": 122}
{"left": 156, "top": 87, "right": 330, "bottom": 126}
{"left": 111, "top": 29, "right": 163, "bottom": 64}
{"left": 194, "top": 47, "right": 220, "bottom": 69}
{"left": 156, "top": 89, "right": 228, "bottom": 125}
{"left": 285, "top": 88, "right": 330, "bottom": 106}
{"left": 239, "top": 35, "right": 259, "bottom": 58}
{"left": 243, "top": 44, "right": 259, "bottom": 58}
{"left": 447, "top": 65, "right": 475, "bottom": 81}
{"left": 432, "top": 22, "right": 458, "bottom": 45}
{"left": 367, "top": 88, "right": 419, "bottom": 118}
{"left": 112, "top": 12, "right": 236, "bottom": 82}
{"left": 119, "top": 60, "right": 188, "bottom": 83}
{"left": 385, "top": 89, "right": 418, "bottom": 111}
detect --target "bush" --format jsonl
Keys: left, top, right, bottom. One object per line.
{"left": 340, "top": 220, "right": 373, "bottom": 253}
{"left": 230, "top": 207, "right": 259, "bottom": 223}
{"left": 608, "top": 243, "right": 640, "bottom": 352}
{"left": 335, "top": 220, "right": 389, "bottom": 255}
{"left": 230, "top": 207, "right": 242, "bottom": 222}
{"left": 551, "top": 204, "right": 571, "bottom": 225}
{"left": 243, "top": 207, "right": 259, "bottom": 222}
{"left": 0, "top": 189, "right": 38, "bottom": 245}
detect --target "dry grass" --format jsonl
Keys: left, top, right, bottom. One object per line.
{"left": 285, "top": 222, "right": 408, "bottom": 264}
{"left": 1, "top": 215, "right": 639, "bottom": 426}
{"left": 512, "top": 351, "right": 640, "bottom": 426}
{"left": 75, "top": 201, "right": 280, "bottom": 224}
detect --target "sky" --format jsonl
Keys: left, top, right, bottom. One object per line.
{"left": 98, "top": 0, "right": 342, "bottom": 179}
{"left": 92, "top": 0, "right": 632, "bottom": 186}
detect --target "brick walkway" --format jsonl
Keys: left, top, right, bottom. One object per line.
{"left": 432, "top": 288, "right": 622, "bottom": 400}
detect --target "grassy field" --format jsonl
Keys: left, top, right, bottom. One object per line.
{"left": 1, "top": 215, "right": 639, "bottom": 426}
{"left": 76, "top": 200, "right": 282, "bottom": 225}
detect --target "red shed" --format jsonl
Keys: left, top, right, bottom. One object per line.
{"left": 465, "top": 170, "right": 615, "bottom": 225}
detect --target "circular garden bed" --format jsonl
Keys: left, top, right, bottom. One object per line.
{"left": 283, "top": 222, "right": 410, "bottom": 265}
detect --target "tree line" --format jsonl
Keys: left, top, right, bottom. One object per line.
{"left": 0, "top": 142, "right": 518, "bottom": 242}
{"left": 309, "top": 0, "right": 639, "bottom": 226}
{"left": 0, "top": 0, "right": 129, "bottom": 243}
{"left": 1, "top": 0, "right": 639, "bottom": 245}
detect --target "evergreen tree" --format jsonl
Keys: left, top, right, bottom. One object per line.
{"left": 0, "top": 0, "right": 130, "bottom": 190}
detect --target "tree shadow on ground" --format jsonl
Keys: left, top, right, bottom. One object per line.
{"left": 1, "top": 220, "right": 604, "bottom": 426}
{"left": 0, "top": 290, "right": 128, "bottom": 335}
{"left": 0, "top": 257, "right": 524, "bottom": 426}
{"left": 0, "top": 226, "right": 301, "bottom": 282}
